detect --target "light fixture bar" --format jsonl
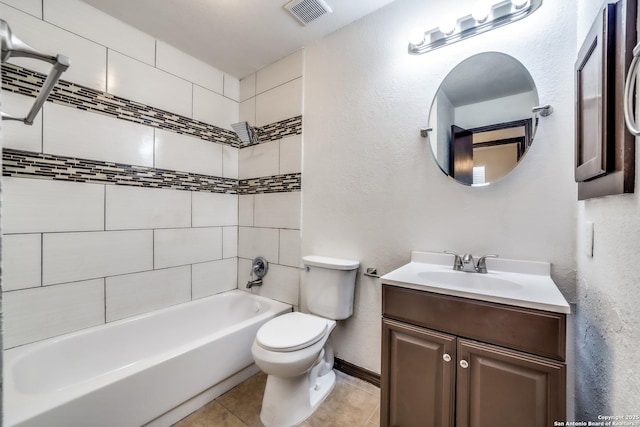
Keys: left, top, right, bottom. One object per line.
{"left": 408, "top": 0, "right": 543, "bottom": 55}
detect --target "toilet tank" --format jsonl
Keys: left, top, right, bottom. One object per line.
{"left": 302, "top": 255, "right": 359, "bottom": 320}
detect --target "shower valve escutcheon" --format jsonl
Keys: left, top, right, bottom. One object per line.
{"left": 444, "top": 251, "right": 498, "bottom": 273}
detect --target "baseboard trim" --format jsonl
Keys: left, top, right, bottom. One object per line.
{"left": 333, "top": 358, "right": 381, "bottom": 388}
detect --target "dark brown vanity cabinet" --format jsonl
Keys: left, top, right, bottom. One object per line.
{"left": 381, "top": 285, "right": 566, "bottom": 427}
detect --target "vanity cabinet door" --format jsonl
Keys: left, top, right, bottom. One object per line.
{"left": 381, "top": 318, "right": 456, "bottom": 427}
{"left": 456, "top": 339, "right": 566, "bottom": 427}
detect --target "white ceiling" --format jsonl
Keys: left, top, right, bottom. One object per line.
{"left": 80, "top": 0, "right": 398, "bottom": 79}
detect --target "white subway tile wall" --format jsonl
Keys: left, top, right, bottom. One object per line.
{"left": 105, "top": 266, "right": 192, "bottom": 321}
{"left": 43, "top": 102, "right": 155, "bottom": 167}
{"left": 1, "top": 0, "right": 302, "bottom": 348}
{"left": 3, "top": 279, "right": 106, "bottom": 348}
{"left": 107, "top": 50, "right": 193, "bottom": 118}
{"left": 1, "top": 91, "right": 42, "bottom": 152}
{"left": 237, "top": 50, "right": 303, "bottom": 307}
{"left": 2, "top": 0, "right": 41, "bottom": 18}
{"left": 255, "top": 78, "right": 303, "bottom": 126}
{"left": 154, "top": 129, "right": 224, "bottom": 177}
{"left": 154, "top": 227, "right": 223, "bottom": 269}
{"left": 3, "top": 177, "right": 105, "bottom": 234}
{"left": 105, "top": 186, "right": 192, "bottom": 230}
{"left": 256, "top": 49, "right": 303, "bottom": 95}
{"left": 192, "top": 258, "right": 238, "bottom": 299}
{"left": 156, "top": 41, "right": 225, "bottom": 93}
{"left": 42, "top": 230, "right": 154, "bottom": 285}
{"left": 3, "top": 234, "right": 42, "bottom": 291}
{"left": 192, "top": 84, "right": 239, "bottom": 130}
{"left": 0, "top": 3, "right": 107, "bottom": 91}
{"left": 43, "top": 0, "right": 156, "bottom": 66}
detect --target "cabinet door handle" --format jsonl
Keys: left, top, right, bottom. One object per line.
{"left": 443, "top": 353, "right": 452, "bottom": 362}
{"left": 459, "top": 360, "right": 469, "bottom": 369}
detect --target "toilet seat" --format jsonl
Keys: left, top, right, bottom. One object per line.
{"left": 256, "top": 312, "right": 328, "bottom": 352}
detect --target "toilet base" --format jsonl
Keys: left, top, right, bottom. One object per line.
{"left": 259, "top": 369, "right": 336, "bottom": 427}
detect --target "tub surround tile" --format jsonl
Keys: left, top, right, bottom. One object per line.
{"left": 108, "top": 50, "right": 192, "bottom": 118}
{"left": 42, "top": 230, "right": 153, "bottom": 286}
{"left": 252, "top": 264, "right": 300, "bottom": 306}
{"left": 156, "top": 41, "right": 224, "bottom": 94}
{"left": 2, "top": 64, "right": 300, "bottom": 148}
{"left": 254, "top": 192, "right": 301, "bottom": 229}
{"left": 223, "top": 146, "right": 239, "bottom": 180}
{"left": 192, "top": 259, "right": 238, "bottom": 299}
{"left": 239, "top": 74, "right": 256, "bottom": 102}
{"left": 238, "top": 227, "right": 279, "bottom": 263}
{"left": 3, "top": 234, "right": 42, "bottom": 291}
{"left": 44, "top": 102, "right": 155, "bottom": 167}
{"left": 42, "top": 0, "right": 156, "bottom": 66}
{"left": 256, "top": 50, "right": 303, "bottom": 95}
{"left": 0, "top": 4, "right": 107, "bottom": 91}
{"left": 279, "top": 229, "right": 301, "bottom": 268}
{"left": 154, "top": 227, "right": 223, "bottom": 269}
{"left": 2, "top": 0, "right": 42, "bottom": 18}
{"left": 279, "top": 134, "right": 302, "bottom": 175}
{"left": 105, "top": 266, "right": 191, "bottom": 322}
{"left": 255, "top": 116, "right": 302, "bottom": 143}
{"left": 3, "top": 177, "right": 104, "bottom": 234}
{"left": 239, "top": 140, "right": 280, "bottom": 180}
{"left": 238, "top": 196, "right": 255, "bottom": 227}
{"left": 192, "top": 193, "right": 238, "bottom": 227}
{"left": 239, "top": 98, "right": 256, "bottom": 126}
{"left": 2, "top": 150, "right": 237, "bottom": 194}
{"left": 223, "top": 227, "right": 239, "bottom": 259}
{"left": 3, "top": 279, "right": 105, "bottom": 349}
{"left": 193, "top": 84, "right": 239, "bottom": 131}
{"left": 237, "top": 173, "right": 302, "bottom": 195}
{"left": 154, "top": 129, "right": 224, "bottom": 178}
{"left": 1, "top": 91, "right": 42, "bottom": 152}
{"left": 255, "top": 78, "right": 302, "bottom": 127}
{"left": 224, "top": 75, "right": 241, "bottom": 102}
{"left": 106, "top": 185, "right": 191, "bottom": 230}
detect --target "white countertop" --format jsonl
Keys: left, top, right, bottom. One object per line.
{"left": 380, "top": 251, "right": 571, "bottom": 314}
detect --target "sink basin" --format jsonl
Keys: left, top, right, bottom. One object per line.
{"left": 380, "top": 251, "right": 571, "bottom": 314}
{"left": 417, "top": 271, "right": 522, "bottom": 291}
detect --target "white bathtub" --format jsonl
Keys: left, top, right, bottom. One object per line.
{"left": 4, "top": 289, "right": 291, "bottom": 427}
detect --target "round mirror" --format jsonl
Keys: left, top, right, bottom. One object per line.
{"left": 428, "top": 52, "right": 538, "bottom": 186}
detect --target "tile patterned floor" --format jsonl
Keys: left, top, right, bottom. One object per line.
{"left": 174, "top": 371, "right": 380, "bottom": 427}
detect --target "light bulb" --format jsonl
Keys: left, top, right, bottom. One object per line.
{"left": 472, "top": 0, "right": 492, "bottom": 22}
{"left": 511, "top": 0, "right": 528, "bottom": 9}
{"left": 409, "top": 26, "right": 425, "bottom": 45}
{"left": 439, "top": 15, "right": 457, "bottom": 35}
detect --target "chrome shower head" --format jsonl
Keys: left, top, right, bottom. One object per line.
{"left": 231, "top": 121, "right": 260, "bottom": 146}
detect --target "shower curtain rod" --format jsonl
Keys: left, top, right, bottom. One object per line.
{"left": 0, "top": 19, "right": 70, "bottom": 125}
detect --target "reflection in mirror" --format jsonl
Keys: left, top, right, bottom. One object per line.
{"left": 428, "top": 52, "right": 538, "bottom": 186}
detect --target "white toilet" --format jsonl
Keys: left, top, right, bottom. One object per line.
{"left": 251, "top": 255, "right": 359, "bottom": 427}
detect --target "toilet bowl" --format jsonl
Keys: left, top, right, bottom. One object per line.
{"left": 251, "top": 312, "right": 337, "bottom": 427}
{"left": 251, "top": 255, "right": 359, "bottom": 427}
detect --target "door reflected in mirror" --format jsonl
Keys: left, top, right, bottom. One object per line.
{"left": 428, "top": 52, "right": 538, "bottom": 186}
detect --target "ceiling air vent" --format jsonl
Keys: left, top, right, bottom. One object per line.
{"left": 284, "top": 0, "right": 333, "bottom": 26}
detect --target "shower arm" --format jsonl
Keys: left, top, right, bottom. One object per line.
{"left": 1, "top": 19, "right": 70, "bottom": 125}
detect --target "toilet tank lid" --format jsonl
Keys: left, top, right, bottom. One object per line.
{"left": 302, "top": 255, "right": 359, "bottom": 270}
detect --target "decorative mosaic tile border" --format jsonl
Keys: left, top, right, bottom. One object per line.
{"left": 3, "top": 149, "right": 301, "bottom": 194}
{"left": 1, "top": 64, "right": 302, "bottom": 148}
{"left": 238, "top": 173, "right": 302, "bottom": 194}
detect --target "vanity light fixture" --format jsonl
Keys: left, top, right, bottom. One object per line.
{"left": 408, "top": 0, "right": 543, "bottom": 55}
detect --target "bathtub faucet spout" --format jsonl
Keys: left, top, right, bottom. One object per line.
{"left": 246, "top": 278, "right": 262, "bottom": 289}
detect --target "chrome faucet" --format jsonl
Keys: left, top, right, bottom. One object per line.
{"left": 246, "top": 278, "right": 263, "bottom": 288}
{"left": 246, "top": 256, "right": 268, "bottom": 288}
{"left": 445, "top": 251, "right": 498, "bottom": 273}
